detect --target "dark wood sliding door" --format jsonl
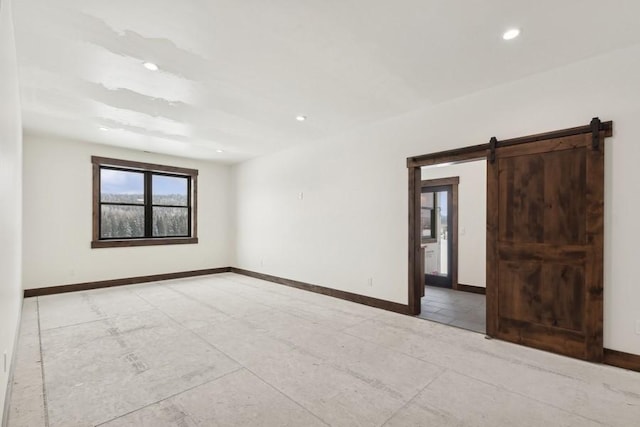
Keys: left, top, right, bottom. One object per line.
{"left": 486, "top": 122, "right": 607, "bottom": 361}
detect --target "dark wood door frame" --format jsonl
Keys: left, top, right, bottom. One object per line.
{"left": 421, "top": 177, "right": 459, "bottom": 291}
{"left": 407, "top": 119, "right": 613, "bottom": 339}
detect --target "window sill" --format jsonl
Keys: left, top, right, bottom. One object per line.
{"left": 91, "top": 237, "right": 198, "bottom": 249}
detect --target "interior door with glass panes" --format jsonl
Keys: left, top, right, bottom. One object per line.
{"left": 421, "top": 184, "right": 452, "bottom": 288}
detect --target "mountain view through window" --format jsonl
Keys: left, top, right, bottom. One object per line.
{"left": 100, "top": 168, "right": 189, "bottom": 239}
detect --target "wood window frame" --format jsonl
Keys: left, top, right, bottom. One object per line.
{"left": 91, "top": 156, "right": 199, "bottom": 248}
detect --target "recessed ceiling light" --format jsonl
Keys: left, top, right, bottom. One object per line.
{"left": 143, "top": 62, "right": 159, "bottom": 71}
{"left": 296, "top": 115, "right": 307, "bottom": 122}
{"left": 502, "top": 28, "right": 521, "bottom": 41}
{"left": 99, "top": 127, "right": 109, "bottom": 131}
{"left": 216, "top": 149, "right": 224, "bottom": 153}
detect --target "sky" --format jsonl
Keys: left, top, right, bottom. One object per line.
{"left": 101, "top": 169, "right": 187, "bottom": 195}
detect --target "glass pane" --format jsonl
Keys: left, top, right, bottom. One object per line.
{"left": 436, "top": 191, "right": 449, "bottom": 276}
{"left": 153, "top": 207, "right": 189, "bottom": 237}
{"left": 152, "top": 175, "right": 188, "bottom": 206}
{"left": 421, "top": 192, "right": 435, "bottom": 241}
{"left": 421, "top": 192, "right": 434, "bottom": 209}
{"left": 100, "top": 169, "right": 144, "bottom": 204}
{"left": 100, "top": 205, "right": 145, "bottom": 238}
{"left": 423, "top": 190, "right": 449, "bottom": 277}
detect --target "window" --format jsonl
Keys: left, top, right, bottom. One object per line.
{"left": 92, "top": 156, "right": 198, "bottom": 248}
{"left": 421, "top": 191, "right": 437, "bottom": 243}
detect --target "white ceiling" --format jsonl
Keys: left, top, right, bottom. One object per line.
{"left": 12, "top": 0, "right": 640, "bottom": 163}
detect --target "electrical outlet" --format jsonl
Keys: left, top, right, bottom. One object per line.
{"left": 367, "top": 278, "right": 373, "bottom": 287}
{"left": 298, "top": 192, "right": 304, "bottom": 200}
{"left": 636, "top": 320, "right": 640, "bottom": 335}
{"left": 260, "top": 258, "right": 264, "bottom": 267}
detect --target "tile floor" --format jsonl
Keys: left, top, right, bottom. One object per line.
{"left": 6, "top": 273, "right": 640, "bottom": 426}
{"left": 419, "top": 286, "right": 486, "bottom": 334}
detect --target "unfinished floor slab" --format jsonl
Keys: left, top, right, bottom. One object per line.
{"left": 7, "top": 273, "right": 640, "bottom": 426}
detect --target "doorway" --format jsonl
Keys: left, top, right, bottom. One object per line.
{"left": 407, "top": 118, "right": 611, "bottom": 362}
{"left": 418, "top": 168, "right": 486, "bottom": 334}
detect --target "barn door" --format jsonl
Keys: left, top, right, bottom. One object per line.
{"left": 486, "top": 119, "right": 608, "bottom": 361}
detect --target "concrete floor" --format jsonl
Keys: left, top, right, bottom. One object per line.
{"left": 7, "top": 273, "right": 640, "bottom": 426}
{"left": 419, "top": 286, "right": 486, "bottom": 334}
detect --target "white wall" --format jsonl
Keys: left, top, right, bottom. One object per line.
{"left": 422, "top": 160, "right": 486, "bottom": 288}
{"left": 0, "top": 0, "right": 22, "bottom": 422}
{"left": 22, "top": 135, "right": 232, "bottom": 289}
{"left": 233, "top": 44, "right": 640, "bottom": 356}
